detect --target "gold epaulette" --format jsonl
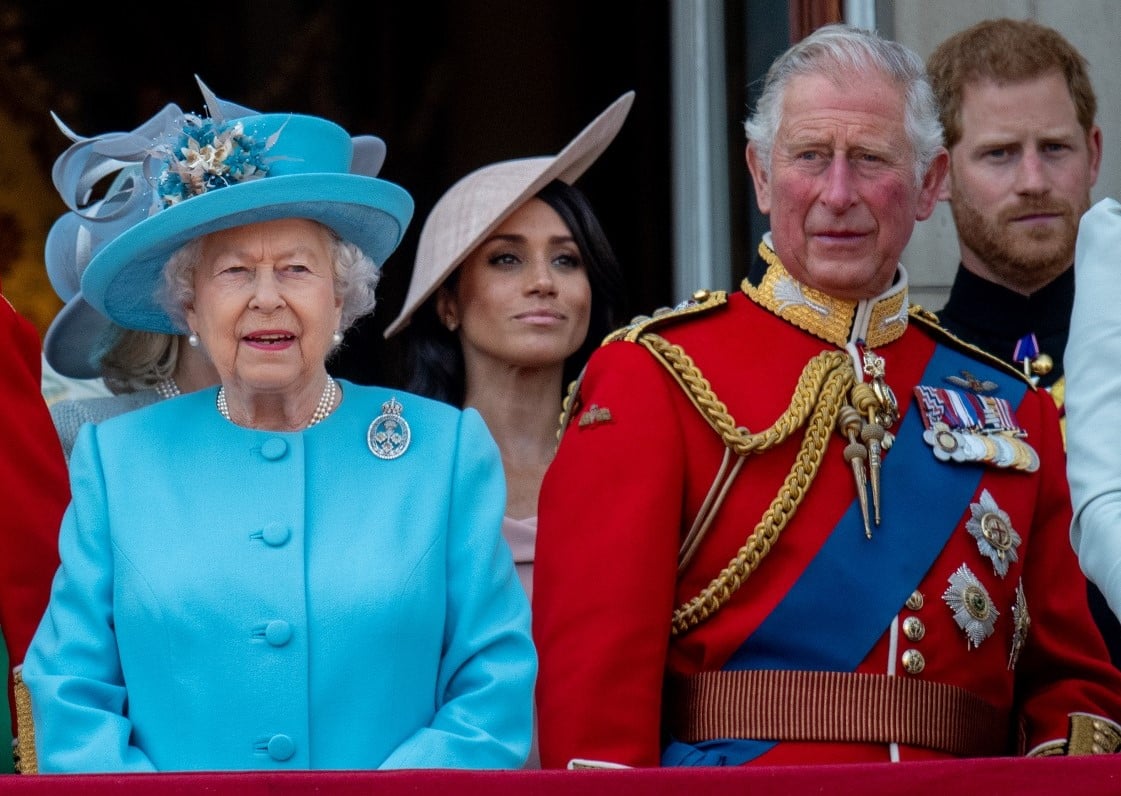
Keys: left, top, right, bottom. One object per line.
{"left": 907, "top": 304, "right": 1037, "bottom": 390}
{"left": 603, "top": 289, "right": 728, "bottom": 345}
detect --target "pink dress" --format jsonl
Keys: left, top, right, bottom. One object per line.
{"left": 502, "top": 515, "right": 538, "bottom": 768}
{"left": 501, "top": 515, "right": 536, "bottom": 599}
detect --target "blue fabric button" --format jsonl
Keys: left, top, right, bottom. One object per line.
{"left": 267, "top": 734, "right": 295, "bottom": 761}
{"left": 264, "top": 620, "right": 292, "bottom": 646}
{"left": 261, "top": 522, "right": 291, "bottom": 546}
{"left": 260, "top": 438, "right": 288, "bottom": 460}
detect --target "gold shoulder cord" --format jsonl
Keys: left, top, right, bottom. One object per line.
{"left": 632, "top": 333, "right": 856, "bottom": 636}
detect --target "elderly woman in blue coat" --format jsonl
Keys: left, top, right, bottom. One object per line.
{"left": 20, "top": 80, "right": 535, "bottom": 773}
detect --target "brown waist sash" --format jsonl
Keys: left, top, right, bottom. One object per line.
{"left": 665, "top": 669, "right": 1010, "bottom": 757}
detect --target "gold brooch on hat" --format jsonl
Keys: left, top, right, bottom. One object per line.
{"left": 367, "top": 396, "right": 411, "bottom": 459}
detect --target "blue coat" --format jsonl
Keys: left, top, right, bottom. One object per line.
{"left": 23, "top": 380, "right": 536, "bottom": 772}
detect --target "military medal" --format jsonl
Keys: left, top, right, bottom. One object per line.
{"left": 367, "top": 396, "right": 411, "bottom": 459}
{"left": 1013, "top": 333, "right": 1053, "bottom": 383}
{"left": 944, "top": 564, "right": 998, "bottom": 649}
{"left": 914, "top": 378, "right": 1039, "bottom": 472}
{"left": 989, "top": 434, "right": 1017, "bottom": 468}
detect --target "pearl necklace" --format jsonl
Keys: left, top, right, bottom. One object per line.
{"left": 217, "top": 377, "right": 337, "bottom": 429}
{"left": 154, "top": 378, "right": 181, "bottom": 399}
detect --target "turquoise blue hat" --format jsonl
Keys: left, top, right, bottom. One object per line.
{"left": 77, "top": 78, "right": 413, "bottom": 334}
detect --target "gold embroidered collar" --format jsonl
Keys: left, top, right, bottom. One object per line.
{"left": 743, "top": 241, "right": 909, "bottom": 348}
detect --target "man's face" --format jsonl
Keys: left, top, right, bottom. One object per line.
{"left": 747, "top": 70, "right": 946, "bottom": 301}
{"left": 944, "top": 71, "right": 1102, "bottom": 294}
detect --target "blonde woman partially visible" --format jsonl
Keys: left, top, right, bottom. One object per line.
{"left": 42, "top": 146, "right": 218, "bottom": 461}
{"left": 49, "top": 329, "right": 217, "bottom": 460}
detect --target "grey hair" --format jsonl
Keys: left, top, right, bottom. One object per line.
{"left": 744, "top": 23, "right": 944, "bottom": 186}
{"left": 159, "top": 222, "right": 381, "bottom": 341}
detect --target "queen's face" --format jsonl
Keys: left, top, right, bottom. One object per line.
{"left": 185, "top": 218, "right": 342, "bottom": 398}
{"left": 439, "top": 197, "right": 592, "bottom": 375}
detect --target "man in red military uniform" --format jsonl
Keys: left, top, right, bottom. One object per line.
{"left": 925, "top": 19, "right": 1121, "bottom": 665}
{"left": 533, "top": 23, "right": 1121, "bottom": 768}
{"left": 0, "top": 288, "right": 68, "bottom": 756}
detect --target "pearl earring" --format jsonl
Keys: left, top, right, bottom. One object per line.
{"left": 332, "top": 330, "right": 343, "bottom": 346}
{"left": 445, "top": 318, "right": 458, "bottom": 332}
{"left": 187, "top": 332, "right": 200, "bottom": 347}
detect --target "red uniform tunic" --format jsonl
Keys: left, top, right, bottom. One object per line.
{"left": 0, "top": 291, "right": 68, "bottom": 734}
{"left": 534, "top": 254, "right": 1121, "bottom": 768}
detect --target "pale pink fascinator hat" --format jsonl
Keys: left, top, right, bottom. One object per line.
{"left": 383, "top": 90, "right": 634, "bottom": 337}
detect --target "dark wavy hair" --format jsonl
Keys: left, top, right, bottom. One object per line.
{"left": 402, "top": 179, "right": 626, "bottom": 405}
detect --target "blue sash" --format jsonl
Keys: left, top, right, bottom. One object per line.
{"left": 663, "top": 344, "right": 1028, "bottom": 766}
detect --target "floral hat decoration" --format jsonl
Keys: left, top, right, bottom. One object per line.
{"left": 383, "top": 90, "right": 634, "bottom": 337}
{"left": 75, "top": 77, "right": 413, "bottom": 335}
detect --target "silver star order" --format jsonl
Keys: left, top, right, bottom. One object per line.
{"left": 943, "top": 563, "right": 999, "bottom": 649}
{"left": 965, "top": 489, "right": 1021, "bottom": 578}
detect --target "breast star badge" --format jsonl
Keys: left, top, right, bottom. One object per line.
{"left": 943, "top": 563, "right": 998, "bottom": 649}
{"left": 965, "top": 489, "right": 1021, "bottom": 578}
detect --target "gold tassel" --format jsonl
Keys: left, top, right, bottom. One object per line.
{"left": 837, "top": 405, "right": 872, "bottom": 538}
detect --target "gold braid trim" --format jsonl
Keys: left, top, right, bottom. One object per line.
{"left": 632, "top": 333, "right": 856, "bottom": 636}
{"left": 556, "top": 368, "right": 587, "bottom": 441}
{"left": 13, "top": 666, "right": 37, "bottom": 774}
{"left": 637, "top": 335, "right": 851, "bottom": 454}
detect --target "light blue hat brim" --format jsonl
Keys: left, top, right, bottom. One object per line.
{"left": 43, "top": 167, "right": 150, "bottom": 378}
{"left": 82, "top": 173, "right": 414, "bottom": 334}
{"left": 43, "top": 293, "right": 116, "bottom": 379}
